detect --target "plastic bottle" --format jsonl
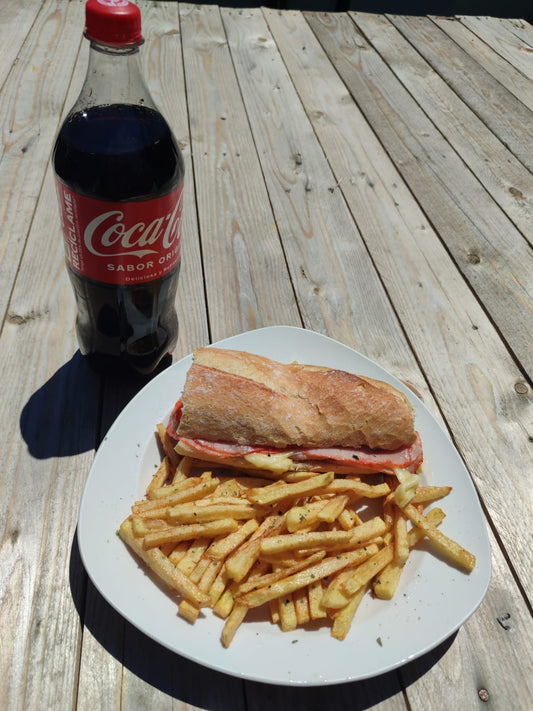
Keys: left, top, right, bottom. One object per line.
{"left": 53, "top": 0, "right": 185, "bottom": 376}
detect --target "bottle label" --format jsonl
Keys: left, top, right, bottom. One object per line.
{"left": 55, "top": 181, "right": 184, "bottom": 285}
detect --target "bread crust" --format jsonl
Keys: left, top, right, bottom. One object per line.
{"left": 176, "top": 348, "right": 415, "bottom": 451}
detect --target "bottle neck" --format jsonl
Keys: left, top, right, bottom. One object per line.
{"left": 71, "top": 40, "right": 156, "bottom": 112}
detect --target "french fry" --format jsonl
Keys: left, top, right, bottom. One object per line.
{"left": 374, "top": 507, "right": 448, "bottom": 600}
{"left": 118, "top": 519, "right": 209, "bottom": 608}
{"left": 206, "top": 518, "right": 259, "bottom": 560}
{"left": 221, "top": 602, "right": 248, "bottom": 647}
{"left": 213, "top": 580, "right": 240, "bottom": 618}
{"left": 382, "top": 492, "right": 395, "bottom": 529}
{"left": 225, "top": 538, "right": 262, "bottom": 583}
{"left": 131, "top": 503, "right": 171, "bottom": 520}
{"left": 260, "top": 530, "right": 353, "bottom": 556}
{"left": 238, "top": 549, "right": 368, "bottom": 609}
{"left": 178, "top": 598, "right": 201, "bottom": 623}
{"left": 246, "top": 471, "right": 334, "bottom": 506}
{"left": 269, "top": 598, "right": 280, "bottom": 624}
{"left": 156, "top": 422, "right": 181, "bottom": 470}
{"left": 131, "top": 515, "right": 167, "bottom": 537}
{"left": 118, "top": 423, "right": 476, "bottom": 647}
{"left": 224, "top": 513, "right": 286, "bottom": 582}
{"left": 176, "top": 538, "right": 210, "bottom": 575}
{"left": 341, "top": 546, "right": 394, "bottom": 597}
{"left": 142, "top": 519, "right": 239, "bottom": 550}
{"left": 308, "top": 579, "right": 328, "bottom": 619}
{"left": 317, "top": 495, "right": 350, "bottom": 523}
{"left": 407, "top": 507, "right": 445, "bottom": 547}
{"left": 189, "top": 557, "right": 212, "bottom": 584}
{"left": 238, "top": 552, "right": 325, "bottom": 594}
{"left": 349, "top": 516, "right": 387, "bottom": 546}
{"left": 373, "top": 561, "right": 404, "bottom": 600}
{"left": 285, "top": 500, "right": 328, "bottom": 532}
{"left": 337, "top": 507, "right": 363, "bottom": 530}
{"left": 293, "top": 586, "right": 311, "bottom": 625}
{"left": 147, "top": 455, "right": 173, "bottom": 493}
{"left": 167, "top": 501, "right": 258, "bottom": 524}
{"left": 403, "top": 504, "right": 476, "bottom": 572}
{"left": 331, "top": 584, "right": 368, "bottom": 641}
{"left": 317, "top": 479, "right": 391, "bottom": 499}
{"left": 393, "top": 509, "right": 409, "bottom": 565}
{"left": 134, "top": 475, "right": 219, "bottom": 511}
{"left": 149, "top": 470, "right": 215, "bottom": 499}
{"left": 321, "top": 544, "right": 379, "bottom": 608}
{"left": 172, "top": 455, "right": 194, "bottom": 483}
{"left": 410, "top": 486, "right": 452, "bottom": 504}
{"left": 167, "top": 540, "right": 190, "bottom": 565}
{"left": 215, "top": 560, "right": 270, "bottom": 618}
{"left": 208, "top": 564, "right": 230, "bottom": 606}
{"left": 279, "top": 595, "right": 298, "bottom": 631}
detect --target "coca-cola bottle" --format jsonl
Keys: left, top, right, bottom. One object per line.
{"left": 53, "top": 0, "right": 184, "bottom": 376}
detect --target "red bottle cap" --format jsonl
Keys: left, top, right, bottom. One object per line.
{"left": 85, "top": 0, "right": 143, "bottom": 47}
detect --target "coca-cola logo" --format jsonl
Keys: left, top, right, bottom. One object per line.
{"left": 55, "top": 181, "right": 183, "bottom": 285}
{"left": 84, "top": 191, "right": 183, "bottom": 259}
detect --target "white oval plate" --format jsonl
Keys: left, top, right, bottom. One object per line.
{"left": 78, "top": 326, "right": 491, "bottom": 686}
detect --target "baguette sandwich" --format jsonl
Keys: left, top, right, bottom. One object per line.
{"left": 166, "top": 347, "right": 423, "bottom": 475}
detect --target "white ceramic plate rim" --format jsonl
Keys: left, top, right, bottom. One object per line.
{"left": 77, "top": 326, "right": 491, "bottom": 686}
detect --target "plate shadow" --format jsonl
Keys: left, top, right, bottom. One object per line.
{"left": 69, "top": 532, "right": 456, "bottom": 710}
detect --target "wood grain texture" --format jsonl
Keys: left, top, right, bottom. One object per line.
{"left": 0, "top": 0, "right": 47, "bottom": 90}
{"left": 458, "top": 15, "right": 533, "bottom": 77}
{"left": 307, "top": 11, "right": 533, "bottom": 378}
{"left": 0, "top": 0, "right": 84, "bottom": 324}
{"left": 180, "top": 3, "right": 302, "bottom": 343}
{"left": 221, "top": 7, "right": 425, "bottom": 379}
{"left": 0, "top": 5, "right": 532, "bottom": 710}
{"left": 389, "top": 14, "right": 533, "bottom": 176}
{"left": 433, "top": 16, "right": 533, "bottom": 112}
{"left": 0, "top": 3, "right": 93, "bottom": 710}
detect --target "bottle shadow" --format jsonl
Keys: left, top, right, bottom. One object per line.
{"left": 69, "top": 531, "right": 455, "bottom": 710}
{"left": 20, "top": 351, "right": 101, "bottom": 459}
{"left": 19, "top": 350, "right": 173, "bottom": 458}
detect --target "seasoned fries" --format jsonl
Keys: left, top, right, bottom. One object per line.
{"left": 118, "top": 425, "right": 477, "bottom": 648}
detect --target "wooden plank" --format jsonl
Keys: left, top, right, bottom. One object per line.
{"left": 500, "top": 17, "right": 533, "bottom": 45}
{"left": 405, "top": 524, "right": 533, "bottom": 709}
{"left": 0, "top": 6, "right": 91, "bottom": 709}
{"left": 303, "top": 11, "right": 533, "bottom": 599}
{"left": 220, "top": 6, "right": 426, "bottom": 390}
{"left": 356, "top": 13, "right": 533, "bottom": 239}
{"left": 179, "top": 3, "right": 302, "bottom": 344}
{"left": 307, "top": 11, "right": 533, "bottom": 378}
{"left": 389, "top": 14, "right": 533, "bottom": 173}
{"left": 0, "top": 0, "right": 46, "bottom": 91}
{"left": 0, "top": 0, "right": 83, "bottom": 324}
{"left": 432, "top": 16, "right": 533, "bottom": 112}
{"left": 75, "top": 580, "right": 125, "bottom": 711}
{"left": 0, "top": 290, "right": 98, "bottom": 710}
{"left": 459, "top": 15, "right": 533, "bottom": 78}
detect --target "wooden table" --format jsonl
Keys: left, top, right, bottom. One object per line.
{"left": 1, "top": 1, "right": 532, "bottom": 708}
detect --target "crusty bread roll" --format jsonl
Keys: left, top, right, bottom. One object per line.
{"left": 176, "top": 348, "right": 416, "bottom": 451}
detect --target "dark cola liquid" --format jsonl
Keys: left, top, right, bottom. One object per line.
{"left": 53, "top": 103, "right": 184, "bottom": 376}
